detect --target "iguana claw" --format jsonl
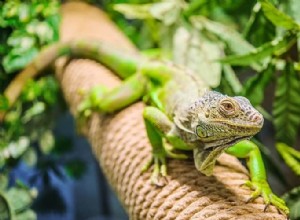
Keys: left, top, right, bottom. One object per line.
{"left": 77, "top": 85, "right": 108, "bottom": 117}
{"left": 244, "top": 180, "right": 289, "bottom": 215}
{"left": 141, "top": 153, "right": 168, "bottom": 186}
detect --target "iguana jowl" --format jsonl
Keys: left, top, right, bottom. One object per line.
{"left": 0, "top": 41, "right": 288, "bottom": 214}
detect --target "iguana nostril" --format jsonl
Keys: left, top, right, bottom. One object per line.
{"left": 252, "top": 114, "right": 263, "bottom": 124}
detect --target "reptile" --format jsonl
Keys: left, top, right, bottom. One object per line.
{"left": 0, "top": 41, "right": 289, "bottom": 214}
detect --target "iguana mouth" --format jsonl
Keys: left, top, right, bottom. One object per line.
{"left": 210, "top": 120, "right": 263, "bottom": 130}
{"left": 194, "top": 135, "right": 252, "bottom": 176}
{"left": 203, "top": 135, "right": 252, "bottom": 150}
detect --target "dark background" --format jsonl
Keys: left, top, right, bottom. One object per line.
{"left": 12, "top": 112, "right": 129, "bottom": 220}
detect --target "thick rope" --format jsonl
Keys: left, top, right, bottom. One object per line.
{"left": 57, "top": 2, "right": 287, "bottom": 219}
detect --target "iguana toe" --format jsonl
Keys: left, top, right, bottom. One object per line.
{"left": 244, "top": 179, "right": 289, "bottom": 215}
{"left": 142, "top": 153, "right": 168, "bottom": 186}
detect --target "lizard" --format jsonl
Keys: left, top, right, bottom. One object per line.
{"left": 0, "top": 40, "right": 289, "bottom": 215}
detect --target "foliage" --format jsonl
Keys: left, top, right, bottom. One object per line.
{"left": 277, "top": 143, "right": 300, "bottom": 176}
{"left": 273, "top": 63, "right": 300, "bottom": 146}
{"left": 0, "top": 0, "right": 60, "bottom": 90}
{"left": 1, "top": 0, "right": 300, "bottom": 219}
{"left": 0, "top": 177, "right": 37, "bottom": 220}
{"left": 283, "top": 186, "right": 300, "bottom": 220}
{"left": 0, "top": 1, "right": 85, "bottom": 218}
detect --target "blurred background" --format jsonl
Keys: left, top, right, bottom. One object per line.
{"left": 1, "top": 0, "right": 300, "bottom": 219}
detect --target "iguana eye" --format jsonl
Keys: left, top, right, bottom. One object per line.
{"left": 222, "top": 101, "right": 233, "bottom": 110}
{"left": 219, "top": 99, "right": 237, "bottom": 116}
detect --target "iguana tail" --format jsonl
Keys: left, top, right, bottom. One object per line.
{"left": 0, "top": 40, "right": 140, "bottom": 121}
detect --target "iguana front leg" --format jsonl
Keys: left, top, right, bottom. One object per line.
{"left": 141, "top": 106, "right": 191, "bottom": 185}
{"left": 226, "top": 140, "right": 289, "bottom": 215}
{"left": 78, "top": 73, "right": 147, "bottom": 118}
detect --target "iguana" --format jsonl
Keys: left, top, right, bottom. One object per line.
{"left": 0, "top": 41, "right": 289, "bottom": 215}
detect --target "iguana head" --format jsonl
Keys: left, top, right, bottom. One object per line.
{"left": 188, "top": 91, "right": 264, "bottom": 175}
{"left": 194, "top": 91, "right": 263, "bottom": 146}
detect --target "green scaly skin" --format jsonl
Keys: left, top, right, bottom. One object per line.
{"left": 0, "top": 40, "right": 288, "bottom": 215}
{"left": 78, "top": 45, "right": 288, "bottom": 215}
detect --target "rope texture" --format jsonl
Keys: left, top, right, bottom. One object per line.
{"left": 57, "top": 2, "right": 287, "bottom": 220}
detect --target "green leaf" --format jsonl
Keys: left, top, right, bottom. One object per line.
{"left": 21, "top": 76, "right": 59, "bottom": 104}
{"left": 273, "top": 62, "right": 300, "bottom": 145}
{"left": 190, "top": 16, "right": 255, "bottom": 55}
{"left": 218, "top": 75, "right": 235, "bottom": 96}
{"left": 114, "top": 0, "right": 182, "bottom": 25}
{"left": 46, "top": 14, "right": 60, "bottom": 42}
{"left": 3, "top": 47, "right": 39, "bottom": 73}
{"left": 2, "top": 2, "right": 19, "bottom": 19}
{"left": 0, "top": 193, "right": 11, "bottom": 220}
{"left": 64, "top": 159, "right": 86, "bottom": 179}
{"left": 220, "top": 33, "right": 296, "bottom": 67}
{"left": 21, "top": 80, "right": 42, "bottom": 102}
{"left": 2, "top": 136, "right": 30, "bottom": 159}
{"left": 39, "top": 130, "right": 55, "bottom": 154}
{"left": 40, "top": 0, "right": 60, "bottom": 18}
{"left": 18, "top": 3, "right": 31, "bottom": 23}
{"left": 243, "top": 3, "right": 261, "bottom": 38}
{"left": 113, "top": 4, "right": 153, "bottom": 19}
{"left": 276, "top": 142, "right": 300, "bottom": 176}
{"left": 22, "top": 102, "right": 45, "bottom": 123}
{"left": 149, "top": 0, "right": 182, "bottom": 25}
{"left": 241, "top": 63, "right": 274, "bottom": 106}
{"left": 243, "top": 3, "right": 276, "bottom": 47}
{"left": 26, "top": 20, "right": 54, "bottom": 44}
{"left": 183, "top": 0, "right": 206, "bottom": 17}
{"left": 282, "top": 186, "right": 300, "bottom": 220}
{"left": 259, "top": 0, "right": 300, "bottom": 30}
{"left": 40, "top": 76, "right": 59, "bottom": 105}
{"left": 15, "top": 209, "right": 36, "bottom": 220}
{"left": 141, "top": 48, "right": 169, "bottom": 60}
{"left": 2, "top": 108, "right": 21, "bottom": 125}
{"left": 287, "top": 0, "right": 300, "bottom": 24}
{"left": 173, "top": 26, "right": 223, "bottom": 88}
{"left": 0, "top": 95, "right": 9, "bottom": 111}
{"left": 7, "top": 32, "right": 36, "bottom": 51}
{"left": 0, "top": 174, "right": 8, "bottom": 190}
{"left": 295, "top": 62, "right": 300, "bottom": 71}
{"left": 222, "top": 65, "right": 242, "bottom": 94}
{"left": 6, "top": 187, "right": 36, "bottom": 214}
{"left": 22, "top": 147, "right": 37, "bottom": 167}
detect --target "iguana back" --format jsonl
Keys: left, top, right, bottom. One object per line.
{"left": 155, "top": 64, "right": 209, "bottom": 119}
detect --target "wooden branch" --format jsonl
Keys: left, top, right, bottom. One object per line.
{"left": 56, "top": 2, "right": 287, "bottom": 219}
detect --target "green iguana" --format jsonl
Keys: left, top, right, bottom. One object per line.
{"left": 0, "top": 41, "right": 289, "bottom": 215}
